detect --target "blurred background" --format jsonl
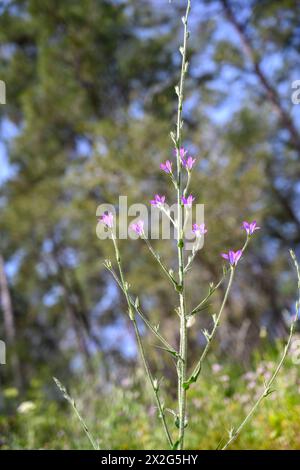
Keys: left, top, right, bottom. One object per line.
{"left": 0, "top": 0, "right": 300, "bottom": 449}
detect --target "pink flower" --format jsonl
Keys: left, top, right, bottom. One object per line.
{"left": 99, "top": 212, "right": 114, "bottom": 228}
{"left": 150, "top": 194, "right": 166, "bottom": 207}
{"left": 179, "top": 147, "right": 186, "bottom": 158}
{"left": 130, "top": 220, "right": 144, "bottom": 236}
{"left": 221, "top": 250, "right": 242, "bottom": 266}
{"left": 181, "top": 194, "right": 195, "bottom": 207}
{"left": 242, "top": 220, "right": 260, "bottom": 236}
{"left": 182, "top": 155, "right": 196, "bottom": 171}
{"left": 174, "top": 147, "right": 187, "bottom": 159}
{"left": 160, "top": 160, "right": 172, "bottom": 174}
{"left": 192, "top": 223, "right": 207, "bottom": 236}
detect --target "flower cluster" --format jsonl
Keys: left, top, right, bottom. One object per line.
{"left": 98, "top": 158, "right": 260, "bottom": 259}
{"left": 221, "top": 220, "right": 260, "bottom": 266}
{"left": 93, "top": 0, "right": 295, "bottom": 451}
{"left": 148, "top": 147, "right": 197, "bottom": 210}
{"left": 150, "top": 194, "right": 166, "bottom": 207}
{"left": 178, "top": 147, "right": 196, "bottom": 171}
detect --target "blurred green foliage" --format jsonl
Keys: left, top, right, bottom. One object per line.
{"left": 1, "top": 342, "right": 300, "bottom": 449}
{"left": 0, "top": 0, "right": 300, "bottom": 449}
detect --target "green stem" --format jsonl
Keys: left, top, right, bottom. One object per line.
{"left": 111, "top": 234, "right": 173, "bottom": 448}
{"left": 142, "top": 236, "right": 178, "bottom": 288}
{"left": 184, "top": 266, "right": 235, "bottom": 389}
{"left": 132, "top": 320, "right": 173, "bottom": 448}
{"left": 174, "top": 0, "right": 191, "bottom": 451}
{"left": 188, "top": 269, "right": 228, "bottom": 313}
{"left": 112, "top": 234, "right": 134, "bottom": 320}
{"left": 183, "top": 171, "right": 191, "bottom": 198}
{"left": 222, "top": 250, "right": 300, "bottom": 450}
{"left": 161, "top": 206, "right": 177, "bottom": 228}
{"left": 105, "top": 263, "right": 178, "bottom": 354}
{"left": 222, "top": 321, "right": 296, "bottom": 449}
{"left": 184, "top": 237, "right": 249, "bottom": 390}
{"left": 53, "top": 377, "right": 99, "bottom": 450}
{"left": 183, "top": 236, "right": 203, "bottom": 274}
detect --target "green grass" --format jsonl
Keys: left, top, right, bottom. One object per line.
{"left": 1, "top": 344, "right": 300, "bottom": 450}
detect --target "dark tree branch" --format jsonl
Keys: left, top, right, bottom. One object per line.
{"left": 220, "top": 0, "right": 300, "bottom": 156}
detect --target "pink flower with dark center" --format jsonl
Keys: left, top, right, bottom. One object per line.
{"left": 130, "top": 220, "right": 144, "bottom": 236}
{"left": 100, "top": 212, "right": 114, "bottom": 228}
{"left": 221, "top": 250, "right": 242, "bottom": 266}
{"left": 181, "top": 194, "right": 195, "bottom": 207}
{"left": 242, "top": 220, "right": 260, "bottom": 235}
{"left": 160, "top": 160, "right": 172, "bottom": 174}
{"left": 192, "top": 223, "right": 207, "bottom": 236}
{"left": 150, "top": 194, "right": 166, "bottom": 207}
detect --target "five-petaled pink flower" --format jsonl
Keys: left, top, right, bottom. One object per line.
{"left": 221, "top": 250, "right": 242, "bottom": 266}
{"left": 130, "top": 220, "right": 144, "bottom": 236}
{"left": 181, "top": 194, "right": 195, "bottom": 207}
{"left": 160, "top": 160, "right": 172, "bottom": 174}
{"left": 192, "top": 223, "right": 207, "bottom": 237}
{"left": 150, "top": 194, "right": 166, "bottom": 207}
{"left": 182, "top": 155, "right": 196, "bottom": 171}
{"left": 100, "top": 212, "right": 114, "bottom": 228}
{"left": 242, "top": 220, "right": 260, "bottom": 236}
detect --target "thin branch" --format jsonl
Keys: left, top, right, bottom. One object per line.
{"left": 184, "top": 265, "right": 235, "bottom": 389}
{"left": 110, "top": 234, "right": 174, "bottom": 448}
{"left": 184, "top": 237, "right": 249, "bottom": 389}
{"left": 53, "top": 377, "right": 99, "bottom": 450}
{"left": 104, "top": 262, "right": 179, "bottom": 356}
{"left": 222, "top": 250, "right": 300, "bottom": 450}
{"left": 142, "top": 236, "right": 179, "bottom": 288}
{"left": 188, "top": 268, "right": 229, "bottom": 314}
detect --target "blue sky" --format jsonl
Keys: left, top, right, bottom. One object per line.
{"left": 0, "top": 119, "right": 19, "bottom": 185}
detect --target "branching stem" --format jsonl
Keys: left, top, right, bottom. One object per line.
{"left": 111, "top": 234, "right": 173, "bottom": 448}
{"left": 174, "top": 0, "right": 191, "bottom": 450}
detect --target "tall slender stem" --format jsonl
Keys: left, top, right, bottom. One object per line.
{"left": 53, "top": 377, "right": 99, "bottom": 450}
{"left": 222, "top": 322, "right": 295, "bottom": 449}
{"left": 174, "top": 0, "right": 191, "bottom": 450}
{"left": 184, "top": 237, "right": 249, "bottom": 389}
{"left": 184, "top": 266, "right": 235, "bottom": 389}
{"left": 105, "top": 263, "right": 178, "bottom": 354}
{"left": 111, "top": 234, "right": 173, "bottom": 448}
{"left": 222, "top": 250, "right": 300, "bottom": 450}
{"left": 132, "top": 320, "right": 173, "bottom": 448}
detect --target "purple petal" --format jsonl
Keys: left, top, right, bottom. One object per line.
{"left": 179, "top": 147, "right": 186, "bottom": 158}
{"left": 228, "top": 251, "right": 235, "bottom": 265}
{"left": 234, "top": 250, "right": 242, "bottom": 264}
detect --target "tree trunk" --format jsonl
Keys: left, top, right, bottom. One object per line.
{"left": 0, "top": 253, "right": 23, "bottom": 389}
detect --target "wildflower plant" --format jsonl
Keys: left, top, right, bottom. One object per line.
{"left": 56, "top": 0, "right": 300, "bottom": 450}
